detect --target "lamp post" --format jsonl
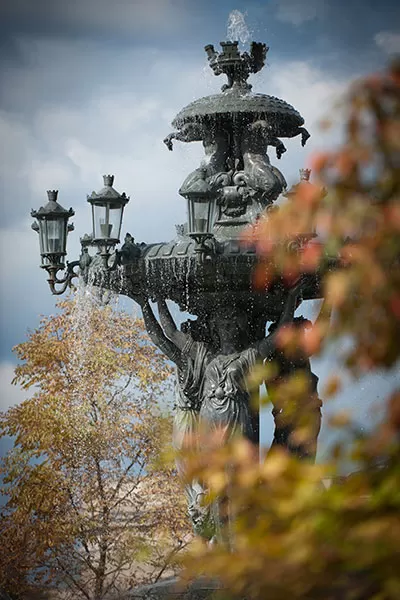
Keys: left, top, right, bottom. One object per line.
{"left": 87, "top": 174, "right": 129, "bottom": 268}
{"left": 179, "top": 170, "right": 218, "bottom": 259}
{"left": 31, "top": 190, "right": 78, "bottom": 295}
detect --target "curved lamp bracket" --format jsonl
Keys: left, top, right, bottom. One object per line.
{"left": 46, "top": 260, "right": 80, "bottom": 295}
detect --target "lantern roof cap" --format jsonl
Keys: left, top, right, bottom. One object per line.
{"left": 31, "top": 190, "right": 74, "bottom": 219}
{"left": 87, "top": 174, "right": 129, "bottom": 205}
{"left": 179, "top": 170, "right": 214, "bottom": 198}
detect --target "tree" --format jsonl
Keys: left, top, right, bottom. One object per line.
{"left": 182, "top": 60, "right": 400, "bottom": 598}
{"left": 0, "top": 297, "right": 189, "bottom": 599}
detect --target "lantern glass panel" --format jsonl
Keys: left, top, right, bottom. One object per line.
{"left": 37, "top": 222, "right": 45, "bottom": 256}
{"left": 188, "top": 197, "right": 216, "bottom": 234}
{"left": 45, "top": 219, "right": 64, "bottom": 253}
{"left": 92, "top": 202, "right": 123, "bottom": 241}
{"left": 44, "top": 217, "right": 66, "bottom": 252}
{"left": 37, "top": 217, "right": 67, "bottom": 266}
{"left": 36, "top": 221, "right": 49, "bottom": 267}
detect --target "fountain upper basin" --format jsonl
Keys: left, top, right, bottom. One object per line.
{"left": 172, "top": 90, "right": 304, "bottom": 135}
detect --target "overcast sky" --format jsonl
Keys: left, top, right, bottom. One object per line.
{"left": 0, "top": 0, "right": 399, "bottom": 461}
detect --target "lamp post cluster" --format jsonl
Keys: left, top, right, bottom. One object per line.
{"left": 31, "top": 174, "right": 131, "bottom": 294}
{"left": 31, "top": 167, "right": 222, "bottom": 294}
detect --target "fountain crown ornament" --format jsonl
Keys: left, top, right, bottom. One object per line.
{"left": 204, "top": 40, "right": 268, "bottom": 92}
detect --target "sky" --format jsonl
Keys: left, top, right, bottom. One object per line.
{"left": 0, "top": 0, "right": 399, "bottom": 462}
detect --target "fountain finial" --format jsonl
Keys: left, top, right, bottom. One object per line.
{"left": 204, "top": 41, "right": 268, "bottom": 92}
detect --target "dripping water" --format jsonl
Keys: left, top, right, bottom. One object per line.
{"left": 64, "top": 271, "right": 122, "bottom": 463}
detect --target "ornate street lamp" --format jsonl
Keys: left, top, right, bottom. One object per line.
{"left": 87, "top": 174, "right": 129, "bottom": 266}
{"left": 32, "top": 176, "right": 135, "bottom": 293}
{"left": 31, "top": 190, "right": 78, "bottom": 295}
{"left": 179, "top": 171, "right": 218, "bottom": 257}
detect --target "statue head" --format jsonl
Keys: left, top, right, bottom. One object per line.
{"left": 181, "top": 317, "right": 212, "bottom": 344}
{"left": 241, "top": 122, "right": 270, "bottom": 155}
{"left": 268, "top": 315, "right": 312, "bottom": 334}
{"left": 293, "top": 316, "right": 312, "bottom": 328}
{"left": 209, "top": 306, "right": 249, "bottom": 352}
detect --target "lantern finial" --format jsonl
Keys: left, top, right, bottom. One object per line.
{"left": 103, "top": 175, "right": 114, "bottom": 187}
{"left": 46, "top": 190, "right": 59, "bottom": 202}
{"left": 47, "top": 190, "right": 58, "bottom": 202}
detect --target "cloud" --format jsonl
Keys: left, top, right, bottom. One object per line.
{"left": 0, "top": 36, "right": 207, "bottom": 369}
{"left": 272, "top": 0, "right": 325, "bottom": 26}
{"left": 0, "top": 38, "right": 207, "bottom": 234}
{"left": 0, "top": 362, "right": 28, "bottom": 411}
{"left": 374, "top": 31, "right": 400, "bottom": 55}
{"left": 255, "top": 59, "right": 347, "bottom": 181}
{"left": 0, "top": 37, "right": 347, "bottom": 246}
{"left": 264, "top": 59, "right": 345, "bottom": 128}
{"left": 0, "top": 0, "right": 187, "bottom": 36}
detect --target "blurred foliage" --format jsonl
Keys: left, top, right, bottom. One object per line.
{"left": 182, "top": 60, "right": 400, "bottom": 598}
{"left": 0, "top": 298, "right": 189, "bottom": 599}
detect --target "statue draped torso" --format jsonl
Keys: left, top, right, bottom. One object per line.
{"left": 199, "top": 346, "right": 259, "bottom": 443}
{"left": 172, "top": 339, "right": 215, "bottom": 540}
{"left": 172, "top": 340, "right": 211, "bottom": 455}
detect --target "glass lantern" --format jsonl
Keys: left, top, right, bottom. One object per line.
{"left": 31, "top": 190, "right": 74, "bottom": 269}
{"left": 87, "top": 175, "right": 129, "bottom": 251}
{"left": 187, "top": 194, "right": 217, "bottom": 236}
{"left": 181, "top": 177, "right": 217, "bottom": 240}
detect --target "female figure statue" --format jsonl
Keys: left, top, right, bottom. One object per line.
{"left": 138, "top": 297, "right": 215, "bottom": 540}
{"left": 195, "top": 281, "right": 304, "bottom": 543}
{"left": 267, "top": 301, "right": 330, "bottom": 462}
{"left": 135, "top": 279, "right": 311, "bottom": 543}
{"left": 199, "top": 280, "right": 303, "bottom": 447}
{"left": 164, "top": 122, "right": 230, "bottom": 177}
{"left": 178, "top": 127, "right": 231, "bottom": 200}
{"left": 155, "top": 301, "right": 213, "bottom": 451}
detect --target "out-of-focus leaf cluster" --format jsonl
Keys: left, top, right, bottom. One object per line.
{"left": 246, "top": 59, "right": 400, "bottom": 371}
{"left": 183, "top": 425, "right": 400, "bottom": 599}
{"left": 181, "top": 61, "right": 400, "bottom": 599}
